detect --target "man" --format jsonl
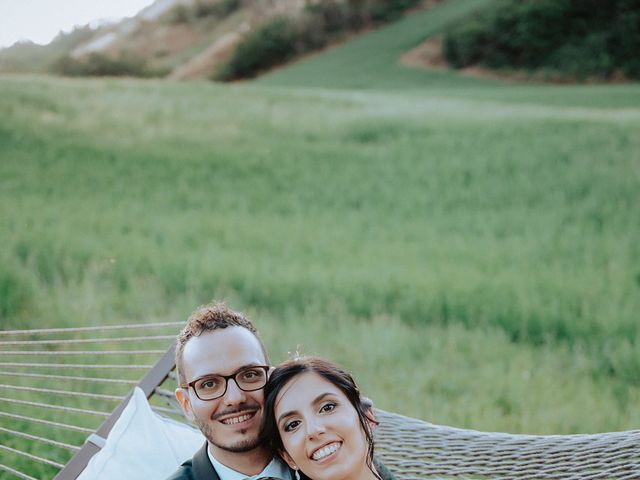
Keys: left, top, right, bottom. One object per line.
{"left": 167, "top": 302, "right": 295, "bottom": 480}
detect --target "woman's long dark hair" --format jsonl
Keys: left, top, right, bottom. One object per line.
{"left": 261, "top": 356, "right": 380, "bottom": 480}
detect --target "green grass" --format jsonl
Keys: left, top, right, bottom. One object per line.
{"left": 2, "top": 77, "right": 638, "bottom": 352}
{"left": 259, "top": 0, "right": 500, "bottom": 89}
{"left": 259, "top": 0, "right": 640, "bottom": 110}
{"left": 0, "top": 75, "right": 638, "bottom": 424}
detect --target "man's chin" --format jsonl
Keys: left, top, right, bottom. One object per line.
{"left": 211, "top": 436, "right": 261, "bottom": 453}
{"left": 196, "top": 418, "right": 262, "bottom": 453}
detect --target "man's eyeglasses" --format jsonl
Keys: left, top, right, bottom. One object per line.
{"left": 181, "top": 366, "right": 270, "bottom": 401}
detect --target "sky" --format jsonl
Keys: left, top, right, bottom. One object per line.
{"left": 0, "top": 0, "right": 157, "bottom": 49}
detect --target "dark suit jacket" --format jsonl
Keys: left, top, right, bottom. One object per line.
{"left": 166, "top": 442, "right": 396, "bottom": 480}
{"left": 166, "top": 443, "right": 219, "bottom": 480}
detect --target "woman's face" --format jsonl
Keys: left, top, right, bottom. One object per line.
{"left": 274, "top": 372, "right": 370, "bottom": 480}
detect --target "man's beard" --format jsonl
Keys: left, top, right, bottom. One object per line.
{"left": 195, "top": 416, "right": 262, "bottom": 453}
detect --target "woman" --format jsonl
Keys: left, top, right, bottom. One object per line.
{"left": 261, "top": 356, "right": 395, "bottom": 480}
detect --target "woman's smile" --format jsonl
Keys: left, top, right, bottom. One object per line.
{"left": 310, "top": 441, "right": 342, "bottom": 462}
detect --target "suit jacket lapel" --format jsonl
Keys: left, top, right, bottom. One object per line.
{"left": 190, "top": 442, "right": 297, "bottom": 480}
{"left": 192, "top": 442, "right": 221, "bottom": 480}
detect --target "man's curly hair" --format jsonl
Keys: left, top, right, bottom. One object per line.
{"left": 175, "top": 302, "right": 269, "bottom": 385}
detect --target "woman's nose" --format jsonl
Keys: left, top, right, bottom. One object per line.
{"left": 305, "top": 417, "right": 326, "bottom": 438}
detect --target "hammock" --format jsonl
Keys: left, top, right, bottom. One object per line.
{"left": 1, "top": 323, "right": 638, "bottom": 480}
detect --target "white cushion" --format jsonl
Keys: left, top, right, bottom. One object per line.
{"left": 77, "top": 387, "right": 204, "bottom": 479}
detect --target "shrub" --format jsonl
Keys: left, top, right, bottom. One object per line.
{"left": 214, "top": 17, "right": 299, "bottom": 80}
{"left": 305, "top": 0, "right": 348, "bottom": 33}
{"left": 167, "top": 4, "right": 192, "bottom": 24}
{"left": 370, "top": 0, "right": 421, "bottom": 23}
{"left": 443, "top": 18, "right": 486, "bottom": 68}
{"left": 443, "top": 0, "right": 640, "bottom": 80}
{"left": 610, "top": 6, "right": 640, "bottom": 77}
{"left": 51, "top": 52, "right": 166, "bottom": 78}
{"left": 194, "top": 0, "right": 241, "bottom": 18}
{"left": 344, "top": 0, "right": 370, "bottom": 30}
{"left": 548, "top": 33, "right": 615, "bottom": 80}
{"left": 216, "top": 0, "right": 242, "bottom": 17}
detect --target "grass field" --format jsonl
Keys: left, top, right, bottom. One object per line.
{"left": 1, "top": 0, "right": 640, "bottom": 476}
{"left": 1, "top": 75, "right": 638, "bottom": 427}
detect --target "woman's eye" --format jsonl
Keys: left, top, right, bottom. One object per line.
{"left": 320, "top": 402, "right": 336, "bottom": 413}
{"left": 284, "top": 420, "right": 300, "bottom": 432}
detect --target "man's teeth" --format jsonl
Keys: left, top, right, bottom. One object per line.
{"left": 312, "top": 442, "right": 340, "bottom": 461}
{"left": 222, "top": 413, "right": 253, "bottom": 425}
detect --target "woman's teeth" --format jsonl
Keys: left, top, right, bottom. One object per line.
{"left": 312, "top": 442, "right": 340, "bottom": 461}
{"left": 222, "top": 413, "right": 253, "bottom": 425}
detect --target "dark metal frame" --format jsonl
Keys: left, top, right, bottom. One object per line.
{"left": 53, "top": 342, "right": 178, "bottom": 480}
{"left": 182, "top": 365, "right": 270, "bottom": 401}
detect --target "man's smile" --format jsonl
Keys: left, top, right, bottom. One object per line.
{"left": 219, "top": 411, "right": 257, "bottom": 425}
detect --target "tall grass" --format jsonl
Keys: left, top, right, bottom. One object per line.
{"left": 2, "top": 77, "right": 638, "bottom": 351}
{"left": 0, "top": 75, "right": 639, "bottom": 410}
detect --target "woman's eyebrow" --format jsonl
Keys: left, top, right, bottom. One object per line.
{"left": 277, "top": 392, "right": 334, "bottom": 423}
{"left": 311, "top": 392, "right": 334, "bottom": 405}
{"left": 277, "top": 409, "right": 298, "bottom": 424}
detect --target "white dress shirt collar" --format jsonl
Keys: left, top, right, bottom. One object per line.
{"left": 207, "top": 447, "right": 292, "bottom": 480}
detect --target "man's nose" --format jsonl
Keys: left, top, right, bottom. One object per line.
{"left": 222, "top": 377, "right": 246, "bottom": 404}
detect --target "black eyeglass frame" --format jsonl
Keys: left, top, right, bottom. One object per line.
{"left": 181, "top": 365, "right": 271, "bottom": 401}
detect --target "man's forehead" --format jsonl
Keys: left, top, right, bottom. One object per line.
{"left": 182, "top": 326, "right": 266, "bottom": 378}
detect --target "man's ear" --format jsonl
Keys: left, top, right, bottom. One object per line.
{"left": 279, "top": 449, "right": 297, "bottom": 471}
{"left": 175, "top": 387, "right": 194, "bottom": 421}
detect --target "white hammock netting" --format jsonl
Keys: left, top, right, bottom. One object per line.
{"left": 1, "top": 324, "right": 638, "bottom": 480}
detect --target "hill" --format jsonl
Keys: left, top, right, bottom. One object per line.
{"left": 0, "top": 0, "right": 309, "bottom": 78}
{"left": 0, "top": 0, "right": 444, "bottom": 80}
{"left": 0, "top": 26, "right": 97, "bottom": 74}
{"left": 259, "top": 0, "right": 640, "bottom": 95}
{"left": 258, "top": 0, "right": 497, "bottom": 88}
{"left": 2, "top": 0, "right": 639, "bottom": 84}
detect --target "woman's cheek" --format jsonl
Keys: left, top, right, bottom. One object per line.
{"left": 283, "top": 431, "right": 299, "bottom": 456}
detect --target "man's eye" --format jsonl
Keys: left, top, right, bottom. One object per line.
{"left": 199, "top": 378, "right": 220, "bottom": 389}
{"left": 239, "top": 368, "right": 266, "bottom": 383}
{"left": 284, "top": 420, "right": 300, "bottom": 432}
{"left": 320, "top": 402, "right": 336, "bottom": 413}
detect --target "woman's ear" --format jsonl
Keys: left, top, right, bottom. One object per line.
{"left": 279, "top": 449, "right": 297, "bottom": 471}
{"left": 175, "top": 387, "right": 195, "bottom": 421}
